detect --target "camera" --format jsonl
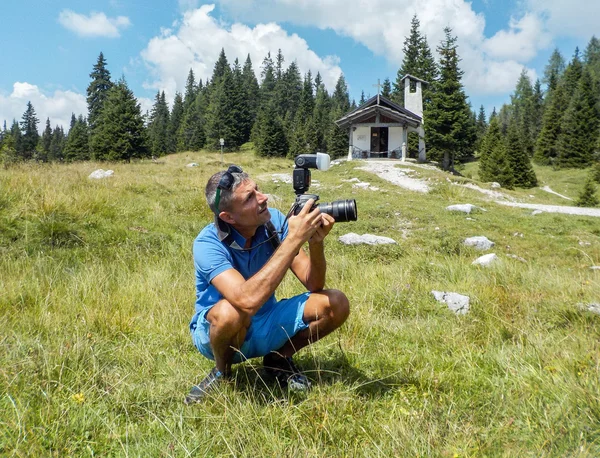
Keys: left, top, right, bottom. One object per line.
{"left": 292, "top": 153, "right": 357, "bottom": 222}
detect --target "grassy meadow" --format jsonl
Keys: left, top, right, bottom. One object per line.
{"left": 1, "top": 152, "right": 599, "bottom": 457}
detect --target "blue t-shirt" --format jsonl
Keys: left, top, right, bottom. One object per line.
{"left": 190, "top": 208, "right": 289, "bottom": 330}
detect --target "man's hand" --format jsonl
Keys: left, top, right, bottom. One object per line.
{"left": 309, "top": 213, "right": 335, "bottom": 244}
{"left": 287, "top": 198, "right": 323, "bottom": 246}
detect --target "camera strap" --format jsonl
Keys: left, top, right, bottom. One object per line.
{"left": 216, "top": 217, "right": 280, "bottom": 251}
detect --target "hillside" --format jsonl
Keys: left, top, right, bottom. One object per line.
{"left": 1, "top": 153, "right": 599, "bottom": 456}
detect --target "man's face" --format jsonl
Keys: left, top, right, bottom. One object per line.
{"left": 223, "top": 179, "right": 270, "bottom": 231}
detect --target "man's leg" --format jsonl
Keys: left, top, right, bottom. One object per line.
{"left": 206, "top": 299, "right": 251, "bottom": 375}
{"left": 275, "top": 289, "right": 350, "bottom": 358}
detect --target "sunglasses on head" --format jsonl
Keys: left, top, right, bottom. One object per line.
{"left": 214, "top": 165, "right": 243, "bottom": 212}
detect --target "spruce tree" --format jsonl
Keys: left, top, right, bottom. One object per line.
{"left": 534, "top": 83, "right": 566, "bottom": 165}
{"left": 426, "top": 27, "right": 475, "bottom": 169}
{"left": 478, "top": 115, "right": 502, "bottom": 182}
{"left": 148, "top": 91, "right": 170, "bottom": 156}
{"left": 556, "top": 69, "right": 599, "bottom": 168}
{"left": 575, "top": 175, "right": 599, "bottom": 207}
{"left": 169, "top": 92, "right": 184, "bottom": 152}
{"left": 381, "top": 78, "right": 391, "bottom": 98}
{"left": 254, "top": 99, "right": 288, "bottom": 157}
{"left": 19, "top": 101, "right": 39, "bottom": 160}
{"left": 359, "top": 91, "right": 367, "bottom": 106}
{"left": 49, "top": 126, "right": 65, "bottom": 161}
{"left": 486, "top": 142, "right": 514, "bottom": 189}
{"left": 531, "top": 79, "right": 544, "bottom": 140}
{"left": 475, "top": 105, "right": 487, "bottom": 152}
{"left": 327, "top": 75, "right": 351, "bottom": 158}
{"left": 41, "top": 118, "right": 53, "bottom": 161}
{"left": 87, "top": 52, "right": 113, "bottom": 139}
{"left": 505, "top": 120, "right": 537, "bottom": 187}
{"left": 313, "top": 79, "right": 331, "bottom": 152}
{"left": 90, "top": 78, "right": 148, "bottom": 161}
{"left": 543, "top": 48, "right": 566, "bottom": 93}
{"left": 241, "top": 54, "right": 260, "bottom": 143}
{"left": 64, "top": 115, "right": 90, "bottom": 161}
{"left": 510, "top": 69, "right": 535, "bottom": 157}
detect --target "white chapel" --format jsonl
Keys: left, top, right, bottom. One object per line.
{"left": 335, "top": 74, "right": 428, "bottom": 162}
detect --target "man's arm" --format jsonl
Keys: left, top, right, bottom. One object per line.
{"left": 290, "top": 213, "right": 335, "bottom": 292}
{"left": 211, "top": 200, "right": 323, "bottom": 316}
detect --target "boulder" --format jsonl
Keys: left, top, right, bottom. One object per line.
{"left": 88, "top": 169, "right": 114, "bottom": 179}
{"left": 588, "top": 303, "right": 600, "bottom": 315}
{"left": 464, "top": 236, "right": 495, "bottom": 250}
{"left": 446, "top": 204, "right": 485, "bottom": 214}
{"left": 186, "top": 163, "right": 199, "bottom": 168}
{"left": 431, "top": 290, "right": 470, "bottom": 315}
{"left": 339, "top": 233, "right": 397, "bottom": 245}
{"left": 472, "top": 253, "right": 499, "bottom": 267}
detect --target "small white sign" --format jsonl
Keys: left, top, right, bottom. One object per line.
{"left": 219, "top": 138, "right": 225, "bottom": 146}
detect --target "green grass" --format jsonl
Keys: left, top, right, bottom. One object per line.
{"left": 1, "top": 152, "right": 599, "bottom": 456}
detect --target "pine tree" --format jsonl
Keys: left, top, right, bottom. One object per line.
{"left": 505, "top": 120, "right": 537, "bottom": 187}
{"left": 392, "top": 14, "right": 437, "bottom": 106}
{"left": 359, "top": 91, "right": 367, "bottom": 106}
{"left": 241, "top": 54, "right": 260, "bottom": 143}
{"left": 543, "top": 48, "right": 566, "bottom": 93}
{"left": 90, "top": 78, "right": 149, "bottom": 161}
{"left": 556, "top": 69, "right": 599, "bottom": 168}
{"left": 327, "top": 75, "right": 351, "bottom": 158}
{"left": 148, "top": 91, "right": 170, "bottom": 156}
{"left": 478, "top": 115, "right": 502, "bottom": 182}
{"left": 64, "top": 115, "right": 90, "bottom": 161}
{"left": 575, "top": 175, "right": 600, "bottom": 207}
{"left": 487, "top": 142, "right": 514, "bottom": 189}
{"left": 254, "top": 99, "right": 288, "bottom": 157}
{"left": 259, "top": 52, "right": 276, "bottom": 105}
{"left": 19, "top": 101, "right": 39, "bottom": 160}
{"left": 426, "top": 27, "right": 475, "bottom": 169}
{"left": 510, "top": 69, "right": 535, "bottom": 157}
{"left": 562, "top": 48, "right": 584, "bottom": 99}
{"left": 87, "top": 52, "right": 113, "bottom": 138}
{"left": 313, "top": 79, "right": 331, "bottom": 152}
{"left": 531, "top": 79, "right": 544, "bottom": 140}
{"left": 382, "top": 78, "right": 391, "bottom": 98}
{"left": 475, "top": 105, "right": 487, "bottom": 152}
{"left": 169, "top": 92, "right": 184, "bottom": 152}
{"left": 534, "top": 83, "right": 566, "bottom": 165}
{"left": 41, "top": 118, "right": 53, "bottom": 161}
{"left": 49, "top": 126, "right": 65, "bottom": 161}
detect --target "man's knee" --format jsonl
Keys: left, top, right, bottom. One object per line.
{"left": 207, "top": 300, "right": 251, "bottom": 333}
{"left": 316, "top": 289, "right": 350, "bottom": 326}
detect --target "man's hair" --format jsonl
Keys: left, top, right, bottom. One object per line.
{"left": 205, "top": 170, "right": 249, "bottom": 215}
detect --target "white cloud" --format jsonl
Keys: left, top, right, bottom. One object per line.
{"left": 525, "top": 0, "right": 600, "bottom": 39}
{"left": 0, "top": 83, "right": 87, "bottom": 133}
{"left": 140, "top": 4, "right": 343, "bottom": 101}
{"left": 483, "top": 14, "right": 551, "bottom": 62}
{"left": 58, "top": 10, "right": 131, "bottom": 38}
{"left": 215, "top": 0, "right": 536, "bottom": 95}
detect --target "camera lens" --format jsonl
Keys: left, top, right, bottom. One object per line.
{"left": 317, "top": 199, "right": 357, "bottom": 222}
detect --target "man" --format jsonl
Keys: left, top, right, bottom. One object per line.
{"left": 186, "top": 165, "right": 350, "bottom": 403}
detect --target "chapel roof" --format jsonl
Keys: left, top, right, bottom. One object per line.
{"left": 335, "top": 95, "right": 422, "bottom": 129}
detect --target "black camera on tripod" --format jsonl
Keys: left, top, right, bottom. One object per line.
{"left": 292, "top": 153, "right": 357, "bottom": 222}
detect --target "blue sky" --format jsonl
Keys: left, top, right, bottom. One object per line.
{"left": 1, "top": 0, "right": 598, "bottom": 132}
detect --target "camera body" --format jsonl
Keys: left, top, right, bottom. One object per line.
{"left": 292, "top": 153, "right": 357, "bottom": 223}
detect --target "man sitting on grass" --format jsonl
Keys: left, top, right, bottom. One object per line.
{"left": 185, "top": 165, "right": 350, "bottom": 403}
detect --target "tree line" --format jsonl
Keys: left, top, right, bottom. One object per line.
{"left": 1, "top": 17, "right": 598, "bottom": 196}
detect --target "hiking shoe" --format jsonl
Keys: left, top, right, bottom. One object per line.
{"left": 184, "top": 367, "right": 228, "bottom": 404}
{"left": 263, "top": 353, "right": 312, "bottom": 392}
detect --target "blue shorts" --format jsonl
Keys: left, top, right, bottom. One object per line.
{"left": 191, "top": 292, "right": 310, "bottom": 363}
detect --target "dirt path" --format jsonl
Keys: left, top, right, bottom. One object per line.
{"left": 355, "top": 160, "right": 600, "bottom": 218}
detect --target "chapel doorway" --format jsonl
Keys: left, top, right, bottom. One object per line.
{"left": 370, "top": 127, "right": 389, "bottom": 156}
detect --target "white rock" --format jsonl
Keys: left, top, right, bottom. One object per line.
{"left": 431, "top": 290, "right": 470, "bottom": 315}
{"left": 368, "top": 187, "right": 380, "bottom": 191}
{"left": 186, "top": 162, "right": 199, "bottom": 168}
{"left": 342, "top": 178, "right": 361, "bottom": 183}
{"left": 464, "top": 236, "right": 495, "bottom": 250}
{"left": 590, "top": 266, "right": 600, "bottom": 271}
{"left": 338, "top": 233, "right": 397, "bottom": 245}
{"left": 490, "top": 182, "right": 501, "bottom": 188}
{"left": 353, "top": 182, "right": 371, "bottom": 189}
{"left": 531, "top": 210, "right": 543, "bottom": 216}
{"left": 588, "top": 303, "right": 600, "bottom": 315}
{"left": 472, "top": 253, "right": 499, "bottom": 267}
{"left": 446, "top": 204, "right": 485, "bottom": 214}
{"left": 88, "top": 169, "right": 114, "bottom": 179}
